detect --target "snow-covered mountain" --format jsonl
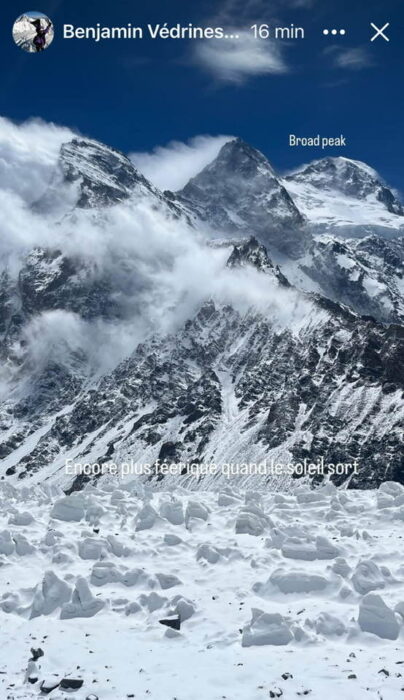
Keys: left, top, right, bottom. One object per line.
{"left": 174, "top": 141, "right": 404, "bottom": 242}
{"left": 285, "top": 156, "right": 404, "bottom": 236}
{"left": 34, "top": 137, "right": 187, "bottom": 220}
{"left": 171, "top": 139, "right": 404, "bottom": 323}
{"left": 0, "top": 127, "right": 403, "bottom": 492}
{"left": 172, "top": 138, "right": 308, "bottom": 258}
{"left": 2, "top": 122, "right": 404, "bottom": 696}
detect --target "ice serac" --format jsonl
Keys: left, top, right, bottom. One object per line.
{"left": 285, "top": 156, "right": 404, "bottom": 235}
{"left": 175, "top": 138, "right": 308, "bottom": 257}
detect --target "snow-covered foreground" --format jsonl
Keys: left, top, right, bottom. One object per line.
{"left": 1, "top": 480, "right": 404, "bottom": 699}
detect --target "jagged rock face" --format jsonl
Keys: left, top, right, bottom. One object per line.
{"left": 59, "top": 138, "right": 155, "bottom": 208}
{"left": 286, "top": 157, "right": 404, "bottom": 215}
{"left": 33, "top": 137, "right": 188, "bottom": 222}
{"left": 175, "top": 139, "right": 308, "bottom": 257}
{"left": 0, "top": 270, "right": 15, "bottom": 337}
{"left": 293, "top": 236, "right": 404, "bottom": 324}
{"left": 226, "top": 237, "right": 290, "bottom": 286}
{"left": 0, "top": 244, "right": 136, "bottom": 375}
{"left": 17, "top": 248, "right": 124, "bottom": 319}
{"left": 2, "top": 243, "right": 403, "bottom": 489}
{"left": 3, "top": 292, "right": 403, "bottom": 488}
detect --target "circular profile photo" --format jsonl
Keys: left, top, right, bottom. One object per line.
{"left": 12, "top": 11, "right": 54, "bottom": 53}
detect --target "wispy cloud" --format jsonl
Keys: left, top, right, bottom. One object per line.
{"left": 193, "top": 0, "right": 304, "bottom": 84}
{"left": 194, "top": 31, "right": 288, "bottom": 84}
{"left": 130, "top": 135, "right": 233, "bottom": 191}
{"left": 331, "top": 47, "right": 374, "bottom": 71}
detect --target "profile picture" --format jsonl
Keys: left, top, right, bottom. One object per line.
{"left": 12, "top": 11, "right": 54, "bottom": 53}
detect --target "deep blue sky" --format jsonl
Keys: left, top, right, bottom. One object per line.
{"left": 1, "top": 0, "right": 403, "bottom": 190}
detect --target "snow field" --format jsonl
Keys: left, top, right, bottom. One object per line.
{"left": 0, "top": 481, "right": 404, "bottom": 698}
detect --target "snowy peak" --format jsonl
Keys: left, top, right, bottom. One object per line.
{"left": 286, "top": 156, "right": 403, "bottom": 216}
{"left": 176, "top": 138, "right": 307, "bottom": 257}
{"left": 201, "top": 137, "right": 277, "bottom": 178}
{"left": 178, "top": 137, "right": 280, "bottom": 201}
{"left": 226, "top": 236, "right": 290, "bottom": 286}
{"left": 59, "top": 138, "right": 155, "bottom": 208}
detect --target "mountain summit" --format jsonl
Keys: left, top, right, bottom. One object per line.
{"left": 176, "top": 138, "right": 307, "bottom": 257}
{"left": 286, "top": 156, "right": 403, "bottom": 214}
{"left": 285, "top": 156, "right": 404, "bottom": 233}
{"left": 59, "top": 138, "right": 155, "bottom": 208}
{"left": 175, "top": 140, "right": 404, "bottom": 255}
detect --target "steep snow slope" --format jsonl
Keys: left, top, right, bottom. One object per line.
{"left": 172, "top": 142, "right": 404, "bottom": 322}
{"left": 284, "top": 157, "right": 404, "bottom": 236}
{"left": 1, "top": 481, "right": 404, "bottom": 698}
{"left": 276, "top": 235, "right": 404, "bottom": 324}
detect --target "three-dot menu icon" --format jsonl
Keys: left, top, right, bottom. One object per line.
{"left": 323, "top": 29, "right": 346, "bottom": 36}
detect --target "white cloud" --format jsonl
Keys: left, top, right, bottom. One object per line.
{"left": 0, "top": 116, "right": 75, "bottom": 204}
{"left": 333, "top": 47, "right": 373, "bottom": 70}
{"left": 130, "top": 135, "right": 233, "bottom": 191}
{"left": 194, "top": 31, "right": 288, "bottom": 83}
{"left": 193, "top": 0, "right": 315, "bottom": 83}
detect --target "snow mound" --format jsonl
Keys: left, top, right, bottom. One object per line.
{"left": 30, "top": 571, "right": 71, "bottom": 618}
{"left": 242, "top": 608, "right": 293, "bottom": 646}
{"left": 358, "top": 593, "right": 400, "bottom": 640}
{"left": 135, "top": 504, "right": 158, "bottom": 531}
{"left": 159, "top": 500, "right": 185, "bottom": 525}
{"left": 235, "top": 510, "right": 266, "bottom": 536}
{"left": 51, "top": 494, "right": 85, "bottom": 522}
{"left": 351, "top": 560, "right": 386, "bottom": 594}
{"left": 315, "top": 612, "right": 346, "bottom": 637}
{"left": 60, "top": 577, "right": 105, "bottom": 619}
{"left": 1, "top": 484, "right": 404, "bottom": 698}
{"left": 281, "top": 535, "right": 340, "bottom": 561}
{"left": 269, "top": 568, "right": 329, "bottom": 594}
